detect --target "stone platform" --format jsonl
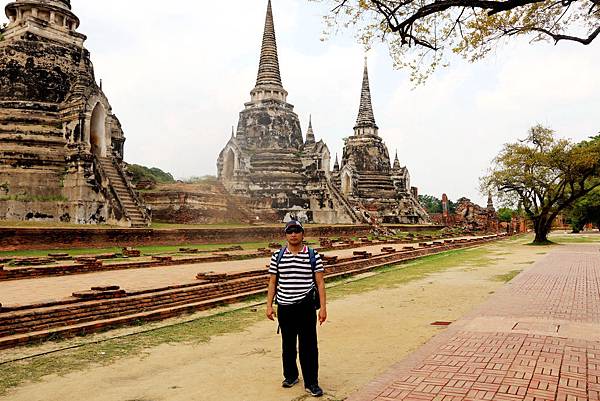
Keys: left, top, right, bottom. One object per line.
{"left": 347, "top": 243, "right": 600, "bottom": 401}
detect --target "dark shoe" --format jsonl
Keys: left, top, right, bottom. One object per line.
{"left": 282, "top": 378, "right": 299, "bottom": 388}
{"left": 305, "top": 384, "right": 324, "bottom": 397}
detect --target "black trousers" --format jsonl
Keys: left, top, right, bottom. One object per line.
{"left": 277, "top": 300, "right": 319, "bottom": 386}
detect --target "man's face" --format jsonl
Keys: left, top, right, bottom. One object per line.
{"left": 285, "top": 227, "right": 304, "bottom": 246}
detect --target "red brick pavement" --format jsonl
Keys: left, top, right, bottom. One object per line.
{"left": 347, "top": 244, "right": 600, "bottom": 401}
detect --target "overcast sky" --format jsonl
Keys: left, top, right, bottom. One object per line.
{"left": 15, "top": 0, "right": 600, "bottom": 205}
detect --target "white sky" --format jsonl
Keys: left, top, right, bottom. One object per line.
{"left": 14, "top": 0, "right": 600, "bottom": 205}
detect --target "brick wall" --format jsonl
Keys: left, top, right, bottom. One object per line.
{"left": 0, "top": 224, "right": 445, "bottom": 251}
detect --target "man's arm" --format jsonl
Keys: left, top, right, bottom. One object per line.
{"left": 315, "top": 271, "right": 327, "bottom": 325}
{"left": 266, "top": 274, "right": 277, "bottom": 320}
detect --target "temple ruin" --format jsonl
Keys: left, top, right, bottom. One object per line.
{"left": 431, "top": 193, "right": 499, "bottom": 232}
{"left": 331, "top": 60, "right": 429, "bottom": 224}
{"left": 217, "top": 0, "right": 429, "bottom": 225}
{"left": 0, "top": 0, "right": 149, "bottom": 226}
{"left": 217, "top": 0, "right": 360, "bottom": 224}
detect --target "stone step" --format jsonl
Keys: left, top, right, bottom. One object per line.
{"left": 0, "top": 151, "right": 66, "bottom": 165}
{"left": 98, "top": 158, "right": 148, "bottom": 225}
{"left": 358, "top": 184, "right": 396, "bottom": 190}
{"left": 0, "top": 136, "right": 66, "bottom": 148}
{"left": 0, "top": 122, "right": 64, "bottom": 135}
{"left": 0, "top": 111, "right": 62, "bottom": 127}
{"left": 357, "top": 177, "right": 395, "bottom": 183}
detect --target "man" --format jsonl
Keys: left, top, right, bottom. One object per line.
{"left": 266, "top": 220, "right": 327, "bottom": 397}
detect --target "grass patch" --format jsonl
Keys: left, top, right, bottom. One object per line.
{"left": 549, "top": 234, "right": 600, "bottom": 244}
{"left": 492, "top": 270, "right": 523, "bottom": 283}
{"left": 526, "top": 240, "right": 556, "bottom": 246}
{"left": 327, "top": 247, "right": 498, "bottom": 298}
{"left": 0, "top": 244, "right": 511, "bottom": 395}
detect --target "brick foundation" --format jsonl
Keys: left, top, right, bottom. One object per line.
{"left": 0, "top": 224, "right": 444, "bottom": 251}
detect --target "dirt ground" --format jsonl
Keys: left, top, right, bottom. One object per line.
{"left": 0, "top": 239, "right": 546, "bottom": 401}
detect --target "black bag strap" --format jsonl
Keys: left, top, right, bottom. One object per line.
{"left": 274, "top": 247, "right": 286, "bottom": 304}
{"left": 308, "top": 247, "right": 317, "bottom": 284}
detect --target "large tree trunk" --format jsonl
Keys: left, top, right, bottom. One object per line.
{"left": 533, "top": 215, "right": 553, "bottom": 244}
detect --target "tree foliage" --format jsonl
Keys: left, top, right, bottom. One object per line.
{"left": 497, "top": 207, "right": 516, "bottom": 222}
{"left": 127, "top": 164, "right": 175, "bottom": 185}
{"left": 482, "top": 125, "right": 600, "bottom": 243}
{"left": 317, "top": 0, "right": 600, "bottom": 83}
{"left": 419, "top": 194, "right": 457, "bottom": 214}
{"left": 566, "top": 187, "right": 600, "bottom": 232}
{"left": 184, "top": 175, "right": 218, "bottom": 183}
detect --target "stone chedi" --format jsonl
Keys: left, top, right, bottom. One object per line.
{"left": 0, "top": 0, "right": 149, "bottom": 226}
{"left": 331, "top": 60, "right": 429, "bottom": 224}
{"left": 217, "top": 0, "right": 359, "bottom": 224}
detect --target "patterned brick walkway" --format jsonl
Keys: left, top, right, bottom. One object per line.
{"left": 347, "top": 244, "right": 600, "bottom": 401}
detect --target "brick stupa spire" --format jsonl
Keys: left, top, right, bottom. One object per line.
{"left": 305, "top": 115, "right": 315, "bottom": 145}
{"left": 251, "top": 0, "right": 288, "bottom": 102}
{"left": 354, "top": 57, "right": 378, "bottom": 136}
{"left": 393, "top": 150, "right": 401, "bottom": 170}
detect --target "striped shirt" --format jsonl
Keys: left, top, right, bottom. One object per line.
{"left": 269, "top": 246, "right": 324, "bottom": 305}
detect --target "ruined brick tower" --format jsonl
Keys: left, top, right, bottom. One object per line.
{"left": 332, "top": 59, "right": 429, "bottom": 224}
{"left": 0, "top": 0, "right": 150, "bottom": 226}
{"left": 217, "top": 0, "right": 360, "bottom": 224}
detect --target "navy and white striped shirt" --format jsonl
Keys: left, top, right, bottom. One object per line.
{"left": 269, "top": 246, "right": 324, "bottom": 305}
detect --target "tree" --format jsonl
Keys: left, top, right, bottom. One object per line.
{"left": 566, "top": 187, "right": 600, "bottom": 232}
{"left": 318, "top": 0, "right": 600, "bottom": 83}
{"left": 419, "top": 194, "right": 458, "bottom": 214}
{"left": 481, "top": 125, "right": 600, "bottom": 244}
{"left": 419, "top": 194, "right": 442, "bottom": 213}
{"left": 497, "top": 207, "right": 515, "bottom": 222}
{"left": 127, "top": 164, "right": 175, "bottom": 185}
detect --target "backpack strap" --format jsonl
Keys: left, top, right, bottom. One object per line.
{"left": 276, "top": 247, "right": 286, "bottom": 267}
{"left": 274, "top": 247, "right": 286, "bottom": 304}
{"left": 308, "top": 247, "right": 317, "bottom": 285}
{"left": 308, "top": 247, "right": 317, "bottom": 272}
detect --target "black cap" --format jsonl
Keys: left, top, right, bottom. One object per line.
{"left": 284, "top": 220, "right": 304, "bottom": 232}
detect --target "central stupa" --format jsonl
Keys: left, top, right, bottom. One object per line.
{"left": 217, "top": 0, "right": 360, "bottom": 223}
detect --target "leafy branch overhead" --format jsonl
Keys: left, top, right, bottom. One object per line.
{"left": 318, "top": 0, "right": 600, "bottom": 82}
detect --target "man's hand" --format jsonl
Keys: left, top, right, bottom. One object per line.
{"left": 318, "top": 307, "right": 327, "bottom": 325}
{"left": 266, "top": 305, "right": 275, "bottom": 321}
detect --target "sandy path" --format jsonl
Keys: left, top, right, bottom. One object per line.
{"left": 1, "top": 240, "right": 543, "bottom": 401}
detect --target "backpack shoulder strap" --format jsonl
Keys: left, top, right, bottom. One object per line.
{"left": 275, "top": 247, "right": 286, "bottom": 272}
{"left": 308, "top": 247, "right": 317, "bottom": 272}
